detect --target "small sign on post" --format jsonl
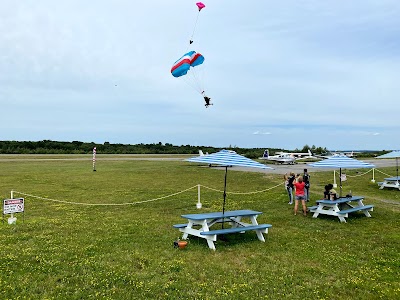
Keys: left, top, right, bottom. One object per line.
{"left": 3, "top": 198, "right": 24, "bottom": 224}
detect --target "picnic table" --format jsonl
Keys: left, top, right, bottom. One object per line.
{"left": 378, "top": 177, "right": 400, "bottom": 190}
{"left": 173, "top": 209, "right": 272, "bottom": 250}
{"left": 308, "top": 196, "right": 374, "bottom": 223}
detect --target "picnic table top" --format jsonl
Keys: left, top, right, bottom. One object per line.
{"left": 316, "top": 196, "right": 364, "bottom": 205}
{"left": 384, "top": 177, "right": 400, "bottom": 181}
{"left": 181, "top": 209, "right": 262, "bottom": 220}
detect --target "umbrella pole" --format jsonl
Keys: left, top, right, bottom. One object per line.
{"left": 339, "top": 168, "right": 342, "bottom": 198}
{"left": 222, "top": 166, "right": 228, "bottom": 229}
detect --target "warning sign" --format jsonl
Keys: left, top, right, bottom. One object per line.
{"left": 3, "top": 198, "right": 24, "bottom": 215}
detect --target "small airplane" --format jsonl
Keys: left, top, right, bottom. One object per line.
{"left": 313, "top": 151, "right": 358, "bottom": 159}
{"left": 259, "top": 149, "right": 313, "bottom": 164}
{"left": 199, "top": 150, "right": 208, "bottom": 156}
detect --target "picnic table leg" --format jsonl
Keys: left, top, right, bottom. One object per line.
{"left": 182, "top": 220, "right": 193, "bottom": 239}
{"left": 206, "top": 237, "right": 216, "bottom": 250}
{"left": 200, "top": 220, "right": 216, "bottom": 250}
{"left": 355, "top": 200, "right": 372, "bottom": 218}
{"left": 333, "top": 205, "right": 347, "bottom": 223}
{"left": 249, "top": 215, "right": 265, "bottom": 242}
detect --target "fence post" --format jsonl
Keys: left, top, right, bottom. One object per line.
{"left": 196, "top": 184, "right": 202, "bottom": 209}
{"left": 371, "top": 168, "right": 376, "bottom": 183}
{"left": 333, "top": 170, "right": 337, "bottom": 188}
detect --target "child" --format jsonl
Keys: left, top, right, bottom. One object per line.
{"left": 294, "top": 176, "right": 307, "bottom": 216}
{"left": 323, "top": 184, "right": 337, "bottom": 200}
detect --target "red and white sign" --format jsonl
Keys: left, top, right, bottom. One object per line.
{"left": 3, "top": 198, "right": 24, "bottom": 214}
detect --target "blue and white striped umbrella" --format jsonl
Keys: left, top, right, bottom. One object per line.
{"left": 309, "top": 155, "right": 375, "bottom": 169}
{"left": 376, "top": 150, "right": 400, "bottom": 178}
{"left": 186, "top": 149, "right": 272, "bottom": 214}
{"left": 186, "top": 149, "right": 273, "bottom": 169}
{"left": 309, "top": 155, "right": 375, "bottom": 197}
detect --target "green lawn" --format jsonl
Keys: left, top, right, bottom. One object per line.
{"left": 1, "top": 157, "right": 399, "bottom": 299}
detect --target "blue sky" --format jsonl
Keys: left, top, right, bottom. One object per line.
{"left": 1, "top": 0, "right": 399, "bottom": 150}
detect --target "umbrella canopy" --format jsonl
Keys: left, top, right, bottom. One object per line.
{"left": 186, "top": 149, "right": 272, "bottom": 214}
{"left": 309, "top": 155, "right": 375, "bottom": 197}
{"left": 376, "top": 150, "right": 400, "bottom": 179}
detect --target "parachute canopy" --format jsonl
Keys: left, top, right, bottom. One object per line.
{"left": 196, "top": 2, "right": 206, "bottom": 11}
{"left": 171, "top": 51, "right": 205, "bottom": 78}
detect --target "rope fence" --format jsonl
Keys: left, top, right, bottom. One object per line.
{"left": 10, "top": 182, "right": 285, "bottom": 208}
{"left": 374, "top": 168, "right": 394, "bottom": 178}
{"left": 12, "top": 186, "right": 198, "bottom": 206}
{"left": 200, "top": 182, "right": 284, "bottom": 195}
{"left": 332, "top": 168, "right": 395, "bottom": 186}
{"left": 6, "top": 166, "right": 396, "bottom": 212}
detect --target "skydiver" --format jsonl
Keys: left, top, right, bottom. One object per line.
{"left": 202, "top": 91, "right": 213, "bottom": 108}
{"left": 204, "top": 96, "right": 212, "bottom": 107}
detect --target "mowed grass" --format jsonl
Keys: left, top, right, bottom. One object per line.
{"left": 0, "top": 157, "right": 399, "bottom": 299}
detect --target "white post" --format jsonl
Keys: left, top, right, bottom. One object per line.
{"left": 196, "top": 184, "right": 202, "bottom": 209}
{"left": 371, "top": 168, "right": 376, "bottom": 183}
{"left": 8, "top": 190, "right": 17, "bottom": 224}
{"left": 93, "top": 147, "right": 97, "bottom": 172}
{"left": 333, "top": 170, "right": 337, "bottom": 188}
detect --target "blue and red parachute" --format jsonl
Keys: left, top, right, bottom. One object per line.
{"left": 171, "top": 51, "right": 204, "bottom": 78}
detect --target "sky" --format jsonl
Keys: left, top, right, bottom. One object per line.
{"left": 1, "top": 0, "right": 399, "bottom": 151}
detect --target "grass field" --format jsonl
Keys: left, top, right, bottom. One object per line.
{"left": 1, "top": 156, "right": 399, "bottom": 299}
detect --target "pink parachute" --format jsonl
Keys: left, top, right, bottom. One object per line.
{"left": 196, "top": 2, "right": 206, "bottom": 11}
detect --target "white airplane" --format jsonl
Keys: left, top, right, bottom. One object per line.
{"left": 259, "top": 149, "right": 313, "bottom": 164}
{"left": 199, "top": 150, "right": 208, "bottom": 156}
{"left": 313, "top": 151, "right": 358, "bottom": 159}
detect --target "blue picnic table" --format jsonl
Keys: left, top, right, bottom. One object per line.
{"left": 378, "top": 177, "right": 400, "bottom": 191}
{"left": 173, "top": 209, "right": 272, "bottom": 250}
{"left": 308, "top": 196, "right": 374, "bottom": 223}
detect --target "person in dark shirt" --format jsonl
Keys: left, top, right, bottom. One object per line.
{"left": 284, "top": 172, "right": 296, "bottom": 204}
{"left": 303, "top": 168, "right": 310, "bottom": 202}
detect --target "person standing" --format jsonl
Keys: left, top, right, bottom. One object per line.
{"left": 303, "top": 168, "right": 310, "bottom": 202}
{"left": 294, "top": 176, "right": 307, "bottom": 216}
{"left": 284, "top": 172, "right": 296, "bottom": 204}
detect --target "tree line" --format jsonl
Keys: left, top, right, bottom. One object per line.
{"left": 0, "top": 140, "right": 381, "bottom": 158}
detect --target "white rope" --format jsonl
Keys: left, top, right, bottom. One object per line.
{"left": 12, "top": 186, "right": 198, "bottom": 206}
{"left": 374, "top": 168, "right": 394, "bottom": 177}
{"left": 345, "top": 168, "right": 373, "bottom": 178}
{"left": 200, "top": 182, "right": 284, "bottom": 195}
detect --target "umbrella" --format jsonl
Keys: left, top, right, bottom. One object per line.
{"left": 376, "top": 150, "right": 400, "bottom": 179}
{"left": 186, "top": 149, "right": 273, "bottom": 215}
{"left": 309, "top": 155, "right": 375, "bottom": 197}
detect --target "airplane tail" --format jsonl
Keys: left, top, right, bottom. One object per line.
{"left": 199, "top": 150, "right": 205, "bottom": 156}
{"left": 308, "top": 149, "right": 312, "bottom": 156}
{"left": 262, "top": 149, "right": 269, "bottom": 158}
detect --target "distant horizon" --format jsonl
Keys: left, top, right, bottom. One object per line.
{"left": 0, "top": 139, "right": 395, "bottom": 153}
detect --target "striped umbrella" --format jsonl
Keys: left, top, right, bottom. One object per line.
{"left": 376, "top": 150, "right": 400, "bottom": 179}
{"left": 186, "top": 149, "right": 273, "bottom": 214}
{"left": 309, "top": 155, "right": 375, "bottom": 197}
